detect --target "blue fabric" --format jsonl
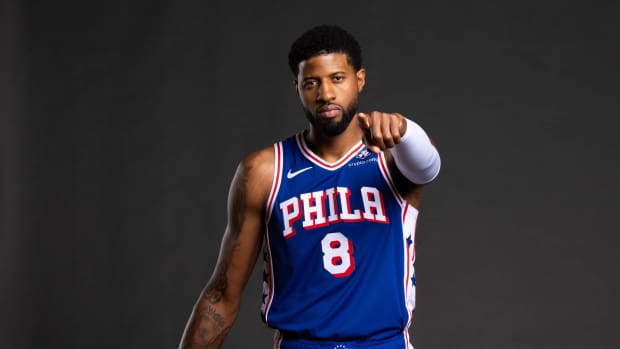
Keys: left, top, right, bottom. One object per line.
{"left": 279, "top": 333, "right": 407, "bottom": 349}
{"left": 262, "top": 134, "right": 415, "bottom": 342}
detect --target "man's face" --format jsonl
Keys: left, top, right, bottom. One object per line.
{"left": 296, "top": 52, "right": 366, "bottom": 137}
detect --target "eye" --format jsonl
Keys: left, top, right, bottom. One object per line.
{"left": 302, "top": 80, "right": 318, "bottom": 89}
{"left": 332, "top": 75, "right": 345, "bottom": 82}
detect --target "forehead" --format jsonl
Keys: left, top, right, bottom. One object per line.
{"left": 298, "top": 52, "right": 355, "bottom": 78}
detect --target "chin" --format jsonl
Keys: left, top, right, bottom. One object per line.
{"left": 305, "top": 108, "right": 353, "bottom": 137}
{"left": 320, "top": 118, "right": 352, "bottom": 137}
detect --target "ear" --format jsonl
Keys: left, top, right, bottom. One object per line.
{"left": 356, "top": 68, "right": 366, "bottom": 93}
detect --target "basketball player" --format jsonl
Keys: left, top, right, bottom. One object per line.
{"left": 179, "top": 25, "right": 441, "bottom": 349}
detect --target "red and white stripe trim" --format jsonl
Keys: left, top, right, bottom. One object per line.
{"left": 266, "top": 142, "right": 284, "bottom": 222}
{"left": 377, "top": 151, "right": 418, "bottom": 339}
{"left": 296, "top": 133, "right": 365, "bottom": 171}
{"left": 262, "top": 142, "right": 283, "bottom": 325}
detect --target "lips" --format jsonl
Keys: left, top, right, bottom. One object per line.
{"left": 317, "top": 104, "right": 342, "bottom": 118}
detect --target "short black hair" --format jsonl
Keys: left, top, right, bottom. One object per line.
{"left": 288, "top": 25, "right": 363, "bottom": 76}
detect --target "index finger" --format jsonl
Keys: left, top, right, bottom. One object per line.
{"left": 357, "top": 113, "right": 381, "bottom": 153}
{"left": 357, "top": 112, "right": 371, "bottom": 130}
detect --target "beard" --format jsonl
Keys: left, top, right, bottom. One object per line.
{"left": 303, "top": 97, "right": 359, "bottom": 137}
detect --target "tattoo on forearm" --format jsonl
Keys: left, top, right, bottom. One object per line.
{"left": 203, "top": 268, "right": 227, "bottom": 304}
{"left": 186, "top": 305, "right": 231, "bottom": 349}
{"left": 183, "top": 164, "right": 257, "bottom": 349}
{"left": 201, "top": 305, "right": 225, "bottom": 329}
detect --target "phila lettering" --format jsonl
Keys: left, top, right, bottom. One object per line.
{"left": 278, "top": 186, "right": 389, "bottom": 238}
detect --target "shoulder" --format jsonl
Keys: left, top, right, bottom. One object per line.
{"left": 240, "top": 145, "right": 275, "bottom": 179}
{"left": 231, "top": 145, "right": 275, "bottom": 205}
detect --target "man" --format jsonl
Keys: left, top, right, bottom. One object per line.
{"left": 179, "top": 25, "right": 441, "bottom": 349}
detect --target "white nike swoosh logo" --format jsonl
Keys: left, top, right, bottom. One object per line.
{"left": 287, "top": 166, "right": 313, "bottom": 179}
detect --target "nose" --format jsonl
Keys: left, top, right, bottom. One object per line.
{"left": 317, "top": 80, "right": 335, "bottom": 102}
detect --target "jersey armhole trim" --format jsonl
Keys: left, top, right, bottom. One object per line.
{"left": 265, "top": 142, "right": 283, "bottom": 223}
{"left": 262, "top": 142, "right": 282, "bottom": 325}
{"left": 377, "top": 151, "right": 419, "bottom": 219}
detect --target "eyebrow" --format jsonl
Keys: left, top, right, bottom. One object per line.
{"left": 302, "top": 71, "right": 347, "bottom": 80}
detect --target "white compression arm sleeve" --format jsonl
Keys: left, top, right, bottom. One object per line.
{"left": 391, "top": 118, "right": 441, "bottom": 184}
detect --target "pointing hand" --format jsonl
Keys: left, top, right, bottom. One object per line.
{"left": 357, "top": 112, "right": 407, "bottom": 153}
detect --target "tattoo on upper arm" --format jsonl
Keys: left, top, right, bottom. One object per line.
{"left": 202, "top": 163, "right": 253, "bottom": 305}
{"left": 230, "top": 163, "right": 252, "bottom": 236}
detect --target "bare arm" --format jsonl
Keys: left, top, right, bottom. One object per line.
{"left": 179, "top": 148, "right": 274, "bottom": 349}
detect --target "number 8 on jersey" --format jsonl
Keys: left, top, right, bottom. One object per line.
{"left": 321, "top": 232, "right": 355, "bottom": 278}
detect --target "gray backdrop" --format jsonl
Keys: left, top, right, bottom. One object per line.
{"left": 1, "top": 0, "right": 619, "bottom": 348}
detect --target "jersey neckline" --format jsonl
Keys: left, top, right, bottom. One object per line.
{"left": 295, "top": 133, "right": 366, "bottom": 171}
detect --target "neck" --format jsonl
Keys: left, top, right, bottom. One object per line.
{"left": 304, "top": 119, "right": 363, "bottom": 163}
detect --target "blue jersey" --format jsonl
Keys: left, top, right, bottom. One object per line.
{"left": 261, "top": 134, "right": 418, "bottom": 349}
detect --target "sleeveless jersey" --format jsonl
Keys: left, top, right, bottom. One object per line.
{"left": 261, "top": 133, "right": 418, "bottom": 348}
